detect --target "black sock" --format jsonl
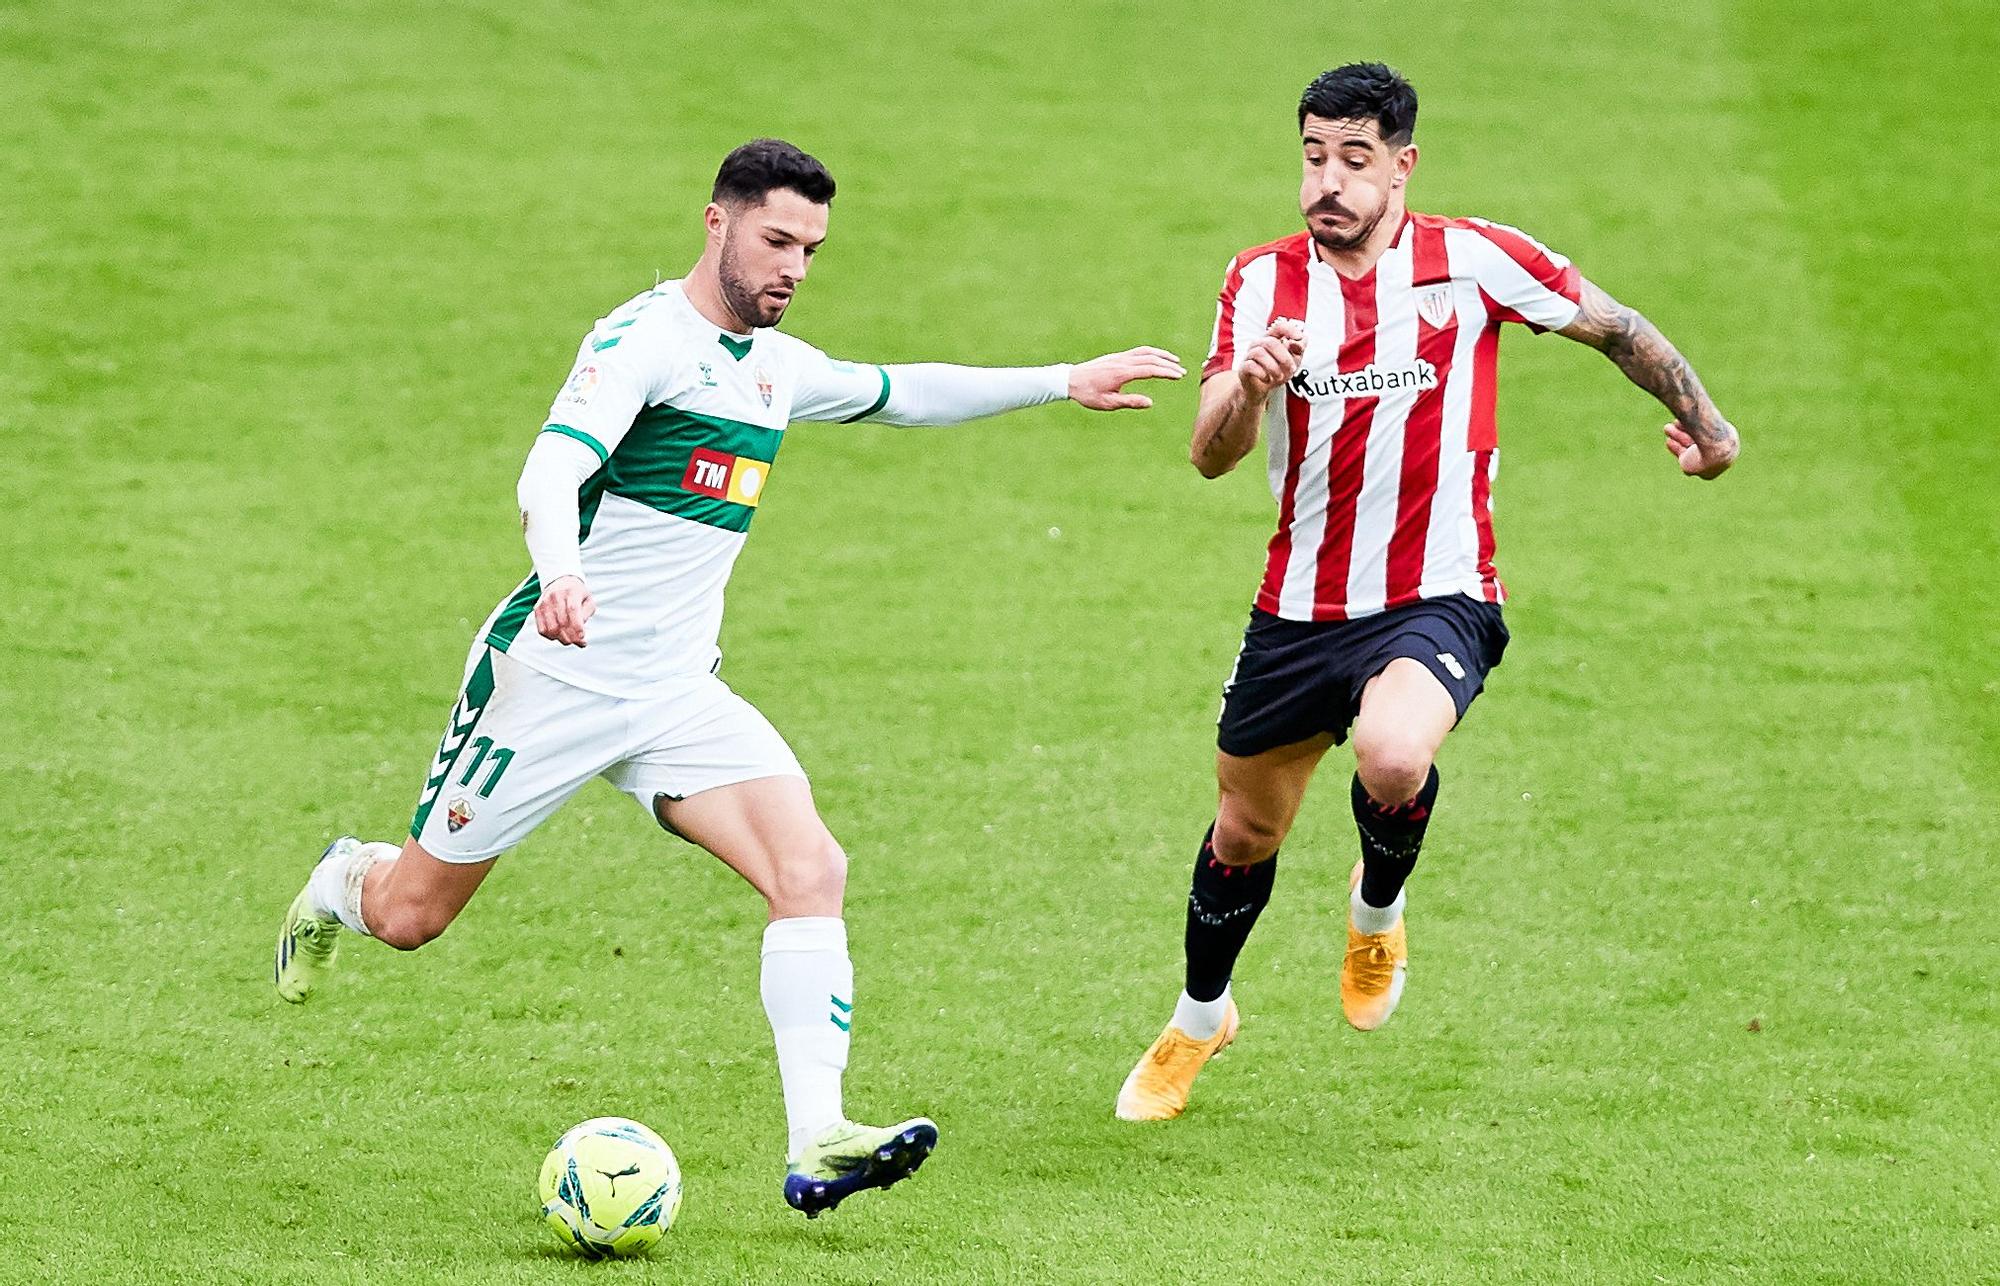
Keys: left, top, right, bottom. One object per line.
{"left": 1352, "top": 766, "right": 1441, "bottom": 908}
{"left": 1183, "top": 824, "right": 1277, "bottom": 1002}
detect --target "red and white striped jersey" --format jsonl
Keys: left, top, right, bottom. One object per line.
{"left": 1202, "top": 212, "right": 1582, "bottom": 621}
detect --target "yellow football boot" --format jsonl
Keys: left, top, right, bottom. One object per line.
{"left": 1341, "top": 860, "right": 1408, "bottom": 1031}
{"left": 1114, "top": 1000, "right": 1240, "bottom": 1121}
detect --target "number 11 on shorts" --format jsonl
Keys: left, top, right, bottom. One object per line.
{"left": 456, "top": 736, "right": 515, "bottom": 799}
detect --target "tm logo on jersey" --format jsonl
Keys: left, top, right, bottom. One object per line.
{"left": 682, "top": 447, "right": 769, "bottom": 507}
{"left": 1290, "top": 359, "right": 1439, "bottom": 401}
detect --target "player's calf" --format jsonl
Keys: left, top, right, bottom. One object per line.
{"left": 367, "top": 899, "right": 459, "bottom": 951}
{"left": 1185, "top": 824, "right": 1279, "bottom": 1004}
{"left": 1341, "top": 767, "right": 1439, "bottom": 1031}
{"left": 1114, "top": 825, "right": 1275, "bottom": 1121}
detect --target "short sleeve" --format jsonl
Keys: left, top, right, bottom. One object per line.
{"left": 1462, "top": 220, "right": 1583, "bottom": 333}
{"left": 1202, "top": 252, "right": 1273, "bottom": 381}
{"left": 538, "top": 318, "right": 674, "bottom": 463}
{"left": 787, "top": 341, "right": 894, "bottom": 424}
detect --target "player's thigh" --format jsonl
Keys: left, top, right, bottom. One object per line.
{"left": 1213, "top": 732, "right": 1338, "bottom": 863}
{"left": 658, "top": 775, "right": 844, "bottom": 916}
{"left": 409, "top": 646, "right": 623, "bottom": 867}
{"left": 604, "top": 678, "right": 837, "bottom": 914}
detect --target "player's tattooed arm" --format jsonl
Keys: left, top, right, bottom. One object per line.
{"left": 1191, "top": 319, "right": 1306, "bottom": 478}
{"left": 1559, "top": 279, "right": 1741, "bottom": 480}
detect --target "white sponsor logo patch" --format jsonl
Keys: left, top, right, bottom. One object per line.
{"left": 1289, "top": 359, "right": 1439, "bottom": 401}
{"left": 1437, "top": 652, "right": 1467, "bottom": 680}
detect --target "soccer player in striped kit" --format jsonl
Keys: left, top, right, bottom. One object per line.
{"left": 1117, "top": 63, "right": 1741, "bottom": 1120}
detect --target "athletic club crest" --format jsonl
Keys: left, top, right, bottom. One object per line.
{"left": 446, "top": 798, "right": 474, "bottom": 833}
{"left": 1415, "top": 283, "right": 1455, "bottom": 330}
{"left": 753, "top": 364, "right": 773, "bottom": 408}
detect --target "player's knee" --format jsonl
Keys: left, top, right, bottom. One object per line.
{"left": 1353, "top": 736, "right": 1434, "bottom": 807}
{"left": 1212, "top": 812, "right": 1284, "bottom": 866}
{"left": 369, "top": 900, "right": 454, "bottom": 952}
{"left": 767, "top": 834, "right": 847, "bottom": 916}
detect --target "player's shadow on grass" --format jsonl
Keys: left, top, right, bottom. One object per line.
{"left": 515, "top": 1219, "right": 902, "bottom": 1266}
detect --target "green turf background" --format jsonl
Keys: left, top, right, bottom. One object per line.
{"left": 2, "top": 1, "right": 1995, "bottom": 1281}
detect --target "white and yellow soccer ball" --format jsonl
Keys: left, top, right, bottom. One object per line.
{"left": 537, "top": 1117, "right": 683, "bottom": 1259}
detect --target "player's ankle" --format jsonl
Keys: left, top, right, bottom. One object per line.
{"left": 1351, "top": 885, "right": 1405, "bottom": 935}
{"left": 1173, "top": 986, "right": 1231, "bottom": 1040}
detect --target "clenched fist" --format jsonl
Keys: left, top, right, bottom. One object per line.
{"left": 534, "top": 574, "right": 595, "bottom": 648}
{"left": 1237, "top": 319, "right": 1306, "bottom": 399}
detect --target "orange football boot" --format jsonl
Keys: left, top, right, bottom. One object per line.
{"left": 1114, "top": 1000, "right": 1240, "bottom": 1121}
{"left": 1341, "top": 860, "right": 1408, "bottom": 1031}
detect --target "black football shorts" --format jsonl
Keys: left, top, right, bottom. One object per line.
{"left": 1216, "top": 594, "right": 1509, "bottom": 758}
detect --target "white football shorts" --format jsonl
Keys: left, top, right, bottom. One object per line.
{"left": 409, "top": 644, "right": 805, "bottom": 862}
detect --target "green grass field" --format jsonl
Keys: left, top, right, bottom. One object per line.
{"left": 4, "top": 2, "right": 1996, "bottom": 1281}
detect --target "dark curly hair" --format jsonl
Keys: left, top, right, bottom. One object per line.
{"left": 1298, "top": 63, "right": 1418, "bottom": 146}
{"left": 712, "top": 138, "right": 836, "bottom": 207}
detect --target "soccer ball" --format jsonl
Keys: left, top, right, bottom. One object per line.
{"left": 537, "top": 1117, "right": 683, "bottom": 1258}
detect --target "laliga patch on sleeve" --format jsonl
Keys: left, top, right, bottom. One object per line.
{"left": 559, "top": 363, "right": 602, "bottom": 407}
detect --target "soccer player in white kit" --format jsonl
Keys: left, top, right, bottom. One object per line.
{"left": 1114, "top": 64, "right": 1741, "bottom": 1121}
{"left": 272, "top": 138, "right": 1184, "bottom": 1216}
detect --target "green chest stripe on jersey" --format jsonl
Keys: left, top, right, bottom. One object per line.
{"left": 599, "top": 403, "right": 782, "bottom": 534}
{"left": 483, "top": 403, "right": 769, "bottom": 651}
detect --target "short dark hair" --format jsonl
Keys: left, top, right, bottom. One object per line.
{"left": 1298, "top": 62, "right": 1418, "bottom": 146}
{"left": 712, "top": 138, "right": 836, "bottom": 207}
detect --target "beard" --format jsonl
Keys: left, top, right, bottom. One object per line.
{"left": 1306, "top": 198, "right": 1386, "bottom": 252}
{"left": 717, "top": 241, "right": 787, "bottom": 328}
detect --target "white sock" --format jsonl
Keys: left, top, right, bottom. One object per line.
{"left": 760, "top": 916, "right": 852, "bottom": 1160}
{"left": 1172, "top": 985, "right": 1231, "bottom": 1041}
{"left": 305, "top": 840, "right": 395, "bottom": 936}
{"left": 1351, "top": 884, "right": 1406, "bottom": 935}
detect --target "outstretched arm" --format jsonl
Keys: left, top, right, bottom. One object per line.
{"left": 792, "top": 346, "right": 1183, "bottom": 427}
{"left": 867, "top": 348, "right": 1184, "bottom": 426}
{"left": 1558, "top": 279, "right": 1741, "bottom": 480}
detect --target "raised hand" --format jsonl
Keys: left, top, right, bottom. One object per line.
{"left": 1067, "top": 347, "right": 1186, "bottom": 410}
{"left": 534, "top": 574, "right": 596, "bottom": 647}
{"left": 1236, "top": 318, "right": 1306, "bottom": 399}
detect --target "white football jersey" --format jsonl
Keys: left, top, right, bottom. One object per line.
{"left": 478, "top": 281, "right": 893, "bottom": 696}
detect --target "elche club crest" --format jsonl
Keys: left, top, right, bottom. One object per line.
{"left": 447, "top": 798, "right": 474, "bottom": 832}
{"left": 754, "top": 364, "right": 773, "bottom": 408}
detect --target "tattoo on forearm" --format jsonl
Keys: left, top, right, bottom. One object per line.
{"left": 1190, "top": 384, "right": 1265, "bottom": 476}
{"left": 1572, "top": 285, "right": 1737, "bottom": 451}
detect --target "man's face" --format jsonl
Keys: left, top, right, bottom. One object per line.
{"left": 712, "top": 188, "right": 829, "bottom": 328}
{"left": 1299, "top": 115, "right": 1415, "bottom": 252}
